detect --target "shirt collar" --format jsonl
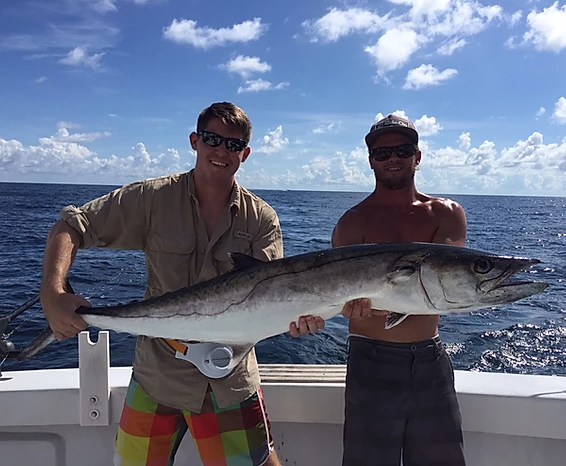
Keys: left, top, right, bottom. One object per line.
{"left": 186, "top": 169, "right": 241, "bottom": 214}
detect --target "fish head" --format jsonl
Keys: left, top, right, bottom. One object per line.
{"left": 418, "top": 247, "right": 549, "bottom": 312}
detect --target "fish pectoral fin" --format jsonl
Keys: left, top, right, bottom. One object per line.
{"left": 384, "top": 312, "right": 410, "bottom": 330}
{"left": 229, "top": 253, "right": 265, "bottom": 270}
{"left": 387, "top": 266, "right": 417, "bottom": 283}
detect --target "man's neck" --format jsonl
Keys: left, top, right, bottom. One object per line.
{"left": 372, "top": 183, "right": 420, "bottom": 207}
{"left": 193, "top": 173, "right": 234, "bottom": 209}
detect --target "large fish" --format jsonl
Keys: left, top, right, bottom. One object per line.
{"left": 15, "top": 242, "right": 547, "bottom": 376}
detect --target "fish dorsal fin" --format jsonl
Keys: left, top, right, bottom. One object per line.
{"left": 384, "top": 312, "right": 410, "bottom": 330}
{"left": 229, "top": 253, "right": 264, "bottom": 270}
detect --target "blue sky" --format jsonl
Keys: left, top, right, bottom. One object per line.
{"left": 0, "top": 0, "right": 565, "bottom": 196}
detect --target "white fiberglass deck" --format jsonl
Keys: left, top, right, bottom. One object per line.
{"left": 1, "top": 332, "right": 565, "bottom": 466}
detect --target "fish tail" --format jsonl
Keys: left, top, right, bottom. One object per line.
{"left": 16, "top": 279, "right": 76, "bottom": 362}
{"left": 16, "top": 326, "right": 57, "bottom": 362}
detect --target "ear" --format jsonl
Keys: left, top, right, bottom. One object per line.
{"left": 368, "top": 154, "right": 375, "bottom": 169}
{"left": 241, "top": 146, "right": 251, "bottom": 163}
{"left": 189, "top": 132, "right": 199, "bottom": 150}
{"left": 415, "top": 148, "right": 421, "bottom": 165}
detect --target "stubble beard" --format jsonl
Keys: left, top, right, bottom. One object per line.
{"left": 375, "top": 167, "right": 416, "bottom": 190}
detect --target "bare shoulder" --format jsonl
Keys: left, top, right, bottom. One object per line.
{"left": 331, "top": 200, "right": 370, "bottom": 247}
{"left": 428, "top": 196, "right": 466, "bottom": 220}
{"left": 420, "top": 194, "right": 467, "bottom": 246}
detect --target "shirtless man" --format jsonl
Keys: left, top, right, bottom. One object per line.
{"left": 332, "top": 114, "right": 468, "bottom": 466}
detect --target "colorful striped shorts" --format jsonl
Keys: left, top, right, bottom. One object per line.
{"left": 114, "top": 377, "right": 274, "bottom": 466}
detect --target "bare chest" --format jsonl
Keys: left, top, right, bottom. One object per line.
{"left": 361, "top": 209, "right": 439, "bottom": 243}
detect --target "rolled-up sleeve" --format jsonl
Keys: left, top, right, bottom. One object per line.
{"left": 252, "top": 206, "right": 283, "bottom": 261}
{"left": 60, "top": 181, "right": 147, "bottom": 251}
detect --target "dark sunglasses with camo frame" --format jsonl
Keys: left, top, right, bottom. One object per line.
{"left": 198, "top": 130, "right": 248, "bottom": 152}
{"left": 369, "top": 143, "right": 418, "bottom": 162}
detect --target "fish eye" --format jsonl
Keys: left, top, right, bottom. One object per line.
{"left": 474, "top": 258, "right": 493, "bottom": 274}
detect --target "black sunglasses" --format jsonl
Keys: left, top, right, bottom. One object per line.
{"left": 198, "top": 131, "right": 248, "bottom": 152}
{"left": 369, "top": 144, "right": 418, "bottom": 162}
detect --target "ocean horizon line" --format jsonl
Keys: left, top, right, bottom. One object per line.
{"left": 0, "top": 180, "right": 564, "bottom": 199}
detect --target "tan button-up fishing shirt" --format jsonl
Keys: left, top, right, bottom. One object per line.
{"left": 61, "top": 170, "right": 283, "bottom": 412}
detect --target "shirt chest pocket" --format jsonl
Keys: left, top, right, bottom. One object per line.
{"left": 212, "top": 234, "right": 254, "bottom": 274}
{"left": 146, "top": 232, "right": 196, "bottom": 291}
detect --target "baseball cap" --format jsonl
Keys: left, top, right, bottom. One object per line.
{"left": 365, "top": 114, "right": 419, "bottom": 148}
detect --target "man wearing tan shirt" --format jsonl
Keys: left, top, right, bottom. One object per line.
{"left": 38, "top": 102, "right": 313, "bottom": 466}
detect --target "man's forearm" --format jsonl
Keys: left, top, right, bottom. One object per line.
{"left": 40, "top": 220, "right": 81, "bottom": 295}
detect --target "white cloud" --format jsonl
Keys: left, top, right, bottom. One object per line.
{"left": 414, "top": 115, "right": 442, "bottom": 136}
{"left": 424, "top": 131, "right": 566, "bottom": 174}
{"left": 465, "top": 140, "right": 497, "bottom": 172}
{"left": 237, "top": 79, "right": 289, "bottom": 93}
{"left": 407, "top": 131, "right": 566, "bottom": 194}
{"left": 365, "top": 27, "right": 425, "bottom": 73}
{"left": 50, "top": 125, "right": 111, "bottom": 143}
{"left": 163, "top": 18, "right": 267, "bottom": 49}
{"left": 504, "top": 36, "right": 518, "bottom": 49}
{"left": 404, "top": 64, "right": 457, "bottom": 89}
{"left": 313, "top": 123, "right": 340, "bottom": 134}
{"left": 0, "top": 136, "right": 187, "bottom": 180}
{"left": 498, "top": 132, "right": 565, "bottom": 171}
{"left": 1, "top": 124, "right": 565, "bottom": 195}
{"left": 57, "top": 121, "right": 82, "bottom": 129}
{"left": 536, "top": 106, "right": 546, "bottom": 118}
{"left": 437, "top": 37, "right": 467, "bottom": 55}
{"left": 239, "top": 146, "right": 374, "bottom": 190}
{"left": 64, "top": 0, "right": 160, "bottom": 14}
{"left": 220, "top": 55, "right": 271, "bottom": 78}
{"left": 372, "top": 111, "right": 442, "bottom": 138}
{"left": 35, "top": 76, "right": 48, "bottom": 84}
{"left": 59, "top": 47, "right": 105, "bottom": 69}
{"left": 523, "top": 2, "right": 566, "bottom": 52}
{"left": 509, "top": 10, "right": 523, "bottom": 26}
{"left": 374, "top": 110, "right": 410, "bottom": 122}
{"left": 240, "top": 129, "right": 566, "bottom": 194}
{"left": 459, "top": 132, "right": 472, "bottom": 151}
{"left": 426, "top": 2, "right": 502, "bottom": 37}
{"left": 92, "top": 0, "right": 118, "bottom": 12}
{"left": 552, "top": 97, "right": 566, "bottom": 123}
{"left": 399, "top": 0, "right": 453, "bottom": 21}
{"left": 302, "top": 8, "right": 389, "bottom": 42}
{"left": 304, "top": 2, "right": 505, "bottom": 78}
{"left": 298, "top": 148, "right": 374, "bottom": 186}
{"left": 255, "top": 126, "right": 289, "bottom": 154}
{"left": 0, "top": 20, "right": 119, "bottom": 53}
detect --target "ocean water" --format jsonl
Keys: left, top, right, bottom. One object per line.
{"left": 0, "top": 182, "right": 564, "bottom": 376}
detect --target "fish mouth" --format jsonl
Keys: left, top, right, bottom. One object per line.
{"left": 481, "top": 258, "right": 546, "bottom": 293}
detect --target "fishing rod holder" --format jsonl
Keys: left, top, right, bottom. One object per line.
{"left": 78, "top": 331, "right": 110, "bottom": 427}
{"left": 0, "top": 316, "right": 16, "bottom": 359}
{"left": 0, "top": 337, "right": 16, "bottom": 377}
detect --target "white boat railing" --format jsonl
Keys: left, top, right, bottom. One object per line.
{"left": 1, "top": 331, "right": 566, "bottom": 466}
